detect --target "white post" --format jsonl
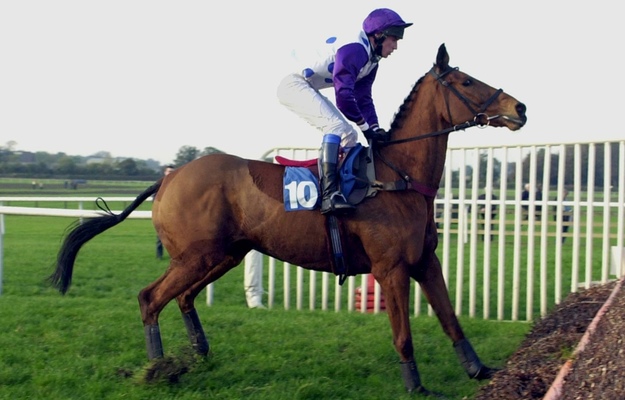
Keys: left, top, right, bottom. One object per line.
{"left": 283, "top": 262, "right": 291, "bottom": 310}
{"left": 296, "top": 266, "right": 304, "bottom": 310}
{"left": 268, "top": 257, "right": 276, "bottom": 309}
{"left": 334, "top": 274, "right": 342, "bottom": 312}
{"left": 205, "top": 283, "right": 214, "bottom": 306}
{"left": 0, "top": 212, "right": 4, "bottom": 296}
{"left": 346, "top": 275, "right": 355, "bottom": 312}
{"left": 497, "top": 148, "right": 509, "bottom": 320}
{"left": 585, "top": 143, "right": 596, "bottom": 286}
{"left": 525, "top": 147, "right": 537, "bottom": 321}
{"left": 321, "top": 272, "right": 329, "bottom": 311}
{"left": 511, "top": 146, "right": 524, "bottom": 321}
{"left": 539, "top": 146, "right": 551, "bottom": 317}
{"left": 308, "top": 270, "right": 316, "bottom": 310}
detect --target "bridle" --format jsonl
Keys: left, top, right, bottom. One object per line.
{"left": 379, "top": 66, "right": 504, "bottom": 147}
{"left": 371, "top": 66, "right": 504, "bottom": 197}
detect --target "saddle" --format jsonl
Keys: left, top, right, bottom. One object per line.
{"left": 275, "top": 143, "right": 377, "bottom": 208}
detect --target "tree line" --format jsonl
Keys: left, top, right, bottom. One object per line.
{"left": 0, "top": 144, "right": 225, "bottom": 180}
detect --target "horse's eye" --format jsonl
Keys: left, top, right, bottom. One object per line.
{"left": 462, "top": 79, "right": 473, "bottom": 87}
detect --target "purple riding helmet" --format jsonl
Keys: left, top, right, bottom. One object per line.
{"left": 363, "top": 8, "right": 413, "bottom": 39}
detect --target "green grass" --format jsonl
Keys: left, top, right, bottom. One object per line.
{"left": 0, "top": 213, "right": 530, "bottom": 399}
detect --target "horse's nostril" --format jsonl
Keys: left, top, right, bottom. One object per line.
{"left": 516, "top": 102, "right": 527, "bottom": 117}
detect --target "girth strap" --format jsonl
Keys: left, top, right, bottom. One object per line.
{"left": 374, "top": 179, "right": 438, "bottom": 198}
{"left": 326, "top": 215, "right": 348, "bottom": 285}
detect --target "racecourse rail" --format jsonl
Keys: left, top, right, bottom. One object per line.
{"left": 2, "top": 141, "right": 625, "bottom": 322}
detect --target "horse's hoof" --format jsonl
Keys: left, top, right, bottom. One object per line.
{"left": 474, "top": 365, "right": 501, "bottom": 380}
{"left": 409, "top": 385, "right": 448, "bottom": 398}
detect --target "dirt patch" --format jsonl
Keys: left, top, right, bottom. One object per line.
{"left": 473, "top": 280, "right": 620, "bottom": 400}
{"left": 556, "top": 279, "right": 625, "bottom": 399}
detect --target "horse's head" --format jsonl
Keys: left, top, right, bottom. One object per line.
{"left": 429, "top": 43, "right": 527, "bottom": 131}
{"left": 380, "top": 43, "right": 528, "bottom": 191}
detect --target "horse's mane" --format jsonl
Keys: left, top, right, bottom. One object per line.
{"left": 388, "top": 74, "right": 426, "bottom": 133}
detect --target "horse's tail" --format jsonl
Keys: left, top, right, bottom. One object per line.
{"left": 49, "top": 181, "right": 161, "bottom": 294}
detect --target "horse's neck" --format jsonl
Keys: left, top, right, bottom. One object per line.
{"left": 378, "top": 107, "right": 449, "bottom": 190}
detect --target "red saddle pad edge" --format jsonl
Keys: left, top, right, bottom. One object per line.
{"left": 275, "top": 156, "right": 318, "bottom": 168}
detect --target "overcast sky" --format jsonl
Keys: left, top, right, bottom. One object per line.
{"left": 1, "top": 1, "right": 622, "bottom": 165}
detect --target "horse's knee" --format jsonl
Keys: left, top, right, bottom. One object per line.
{"left": 138, "top": 288, "right": 148, "bottom": 304}
{"left": 138, "top": 288, "right": 151, "bottom": 315}
{"left": 138, "top": 287, "right": 163, "bottom": 326}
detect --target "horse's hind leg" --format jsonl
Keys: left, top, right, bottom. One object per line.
{"left": 414, "top": 251, "right": 495, "bottom": 380}
{"left": 140, "top": 275, "right": 168, "bottom": 360}
{"left": 180, "top": 308, "right": 209, "bottom": 356}
{"left": 138, "top": 259, "right": 213, "bottom": 360}
{"left": 175, "top": 255, "right": 245, "bottom": 357}
{"left": 177, "top": 283, "right": 210, "bottom": 356}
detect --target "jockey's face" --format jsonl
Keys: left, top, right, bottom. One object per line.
{"left": 376, "top": 35, "right": 400, "bottom": 58}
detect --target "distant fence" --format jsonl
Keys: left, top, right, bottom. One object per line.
{"left": 1, "top": 140, "right": 624, "bottom": 321}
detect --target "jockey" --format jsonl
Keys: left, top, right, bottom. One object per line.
{"left": 277, "top": 8, "right": 412, "bottom": 214}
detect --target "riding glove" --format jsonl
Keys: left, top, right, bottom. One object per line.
{"left": 363, "top": 127, "right": 390, "bottom": 142}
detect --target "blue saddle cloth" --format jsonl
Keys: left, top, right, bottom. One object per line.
{"left": 282, "top": 144, "right": 367, "bottom": 212}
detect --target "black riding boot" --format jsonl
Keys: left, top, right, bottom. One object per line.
{"left": 319, "top": 134, "right": 355, "bottom": 214}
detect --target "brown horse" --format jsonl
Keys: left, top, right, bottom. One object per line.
{"left": 51, "top": 43, "right": 526, "bottom": 395}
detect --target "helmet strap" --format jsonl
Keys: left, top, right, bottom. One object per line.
{"left": 373, "top": 34, "right": 386, "bottom": 58}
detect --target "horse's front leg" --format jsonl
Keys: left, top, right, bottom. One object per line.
{"left": 376, "top": 267, "right": 436, "bottom": 396}
{"left": 415, "top": 251, "right": 496, "bottom": 380}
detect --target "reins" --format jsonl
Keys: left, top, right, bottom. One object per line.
{"left": 379, "top": 119, "right": 478, "bottom": 146}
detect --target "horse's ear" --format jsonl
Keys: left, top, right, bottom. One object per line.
{"left": 436, "top": 43, "right": 449, "bottom": 70}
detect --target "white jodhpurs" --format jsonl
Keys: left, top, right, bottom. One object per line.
{"left": 244, "top": 250, "right": 265, "bottom": 308}
{"left": 277, "top": 73, "right": 359, "bottom": 149}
